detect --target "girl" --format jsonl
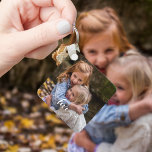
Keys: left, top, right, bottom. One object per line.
{"left": 68, "top": 51, "right": 152, "bottom": 152}
{"left": 70, "top": 7, "right": 134, "bottom": 74}
{"left": 43, "top": 60, "right": 93, "bottom": 114}
{"left": 69, "top": 8, "right": 152, "bottom": 151}
{"left": 54, "top": 85, "right": 91, "bottom": 132}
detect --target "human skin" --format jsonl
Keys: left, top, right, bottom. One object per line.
{"left": 74, "top": 58, "right": 152, "bottom": 151}
{"left": 66, "top": 86, "right": 78, "bottom": 102}
{"left": 74, "top": 53, "right": 152, "bottom": 152}
{"left": 73, "top": 9, "right": 152, "bottom": 152}
{"left": 70, "top": 72, "right": 86, "bottom": 86}
{"left": 82, "top": 31, "right": 119, "bottom": 74}
{"left": 45, "top": 84, "right": 85, "bottom": 114}
{"left": 74, "top": 94, "right": 152, "bottom": 152}
{"left": 0, "top": 0, "right": 77, "bottom": 77}
{"left": 106, "top": 65, "right": 133, "bottom": 105}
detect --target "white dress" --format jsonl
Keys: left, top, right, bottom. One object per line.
{"left": 52, "top": 107, "right": 86, "bottom": 132}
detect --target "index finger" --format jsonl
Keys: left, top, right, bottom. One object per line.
{"left": 53, "top": 0, "right": 77, "bottom": 24}
{"left": 32, "top": 0, "right": 77, "bottom": 24}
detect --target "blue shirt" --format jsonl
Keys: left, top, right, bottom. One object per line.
{"left": 51, "top": 78, "right": 88, "bottom": 114}
{"left": 85, "top": 104, "right": 131, "bottom": 144}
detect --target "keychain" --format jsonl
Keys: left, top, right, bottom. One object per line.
{"left": 52, "top": 25, "right": 81, "bottom": 111}
{"left": 37, "top": 25, "right": 116, "bottom": 132}
{"left": 52, "top": 25, "right": 80, "bottom": 66}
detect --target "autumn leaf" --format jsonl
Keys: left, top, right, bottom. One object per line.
{"left": 20, "top": 118, "right": 34, "bottom": 129}
{"left": 0, "top": 89, "right": 71, "bottom": 152}
{"left": 47, "top": 136, "right": 56, "bottom": 149}
{"left": 46, "top": 78, "right": 51, "bottom": 82}
{"left": 4, "top": 120, "right": 15, "bottom": 130}
{"left": 43, "top": 82, "right": 48, "bottom": 90}
{"left": 5, "top": 145, "right": 19, "bottom": 152}
{"left": 41, "top": 102, "right": 49, "bottom": 109}
{"left": 32, "top": 105, "right": 40, "bottom": 112}
{"left": 63, "top": 143, "right": 68, "bottom": 149}
{"left": 39, "top": 134, "right": 47, "bottom": 142}
{"left": 37, "top": 89, "right": 42, "bottom": 97}
{"left": 18, "top": 134, "right": 28, "bottom": 144}
{"left": 14, "top": 115, "right": 22, "bottom": 121}
{"left": 7, "top": 107, "right": 17, "bottom": 114}
{"left": 0, "top": 96, "right": 7, "bottom": 106}
{"left": 41, "top": 136, "right": 56, "bottom": 149}
{"left": 45, "top": 114, "right": 63, "bottom": 124}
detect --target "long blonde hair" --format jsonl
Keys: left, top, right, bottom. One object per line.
{"left": 72, "top": 85, "right": 92, "bottom": 105}
{"left": 108, "top": 50, "right": 152, "bottom": 100}
{"left": 70, "top": 7, "right": 134, "bottom": 53}
{"left": 57, "top": 61, "right": 93, "bottom": 87}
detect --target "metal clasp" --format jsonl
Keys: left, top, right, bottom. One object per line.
{"left": 67, "top": 24, "right": 80, "bottom": 61}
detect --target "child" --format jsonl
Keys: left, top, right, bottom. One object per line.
{"left": 69, "top": 7, "right": 134, "bottom": 74}
{"left": 68, "top": 51, "right": 152, "bottom": 151}
{"left": 54, "top": 85, "right": 92, "bottom": 132}
{"left": 43, "top": 60, "right": 93, "bottom": 114}
{"left": 68, "top": 7, "right": 152, "bottom": 151}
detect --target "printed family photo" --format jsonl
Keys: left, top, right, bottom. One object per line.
{"left": 38, "top": 53, "right": 116, "bottom": 132}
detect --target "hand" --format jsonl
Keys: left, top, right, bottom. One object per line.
{"left": 142, "top": 93, "right": 152, "bottom": 111}
{"left": 74, "top": 130, "right": 96, "bottom": 152}
{"left": 74, "top": 130, "right": 88, "bottom": 146}
{"left": 75, "top": 105, "right": 85, "bottom": 115}
{"left": 69, "top": 103, "right": 84, "bottom": 114}
{"left": 46, "top": 95, "right": 52, "bottom": 107}
{"left": 73, "top": 104, "right": 85, "bottom": 115}
{"left": 129, "top": 93, "right": 152, "bottom": 120}
{"left": 0, "top": 0, "right": 77, "bottom": 77}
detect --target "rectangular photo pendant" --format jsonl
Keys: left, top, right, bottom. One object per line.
{"left": 37, "top": 49, "right": 116, "bottom": 132}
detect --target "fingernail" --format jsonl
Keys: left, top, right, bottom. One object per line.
{"left": 57, "top": 20, "right": 71, "bottom": 35}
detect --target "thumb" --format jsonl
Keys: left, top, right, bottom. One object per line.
{"left": 12, "top": 19, "right": 72, "bottom": 55}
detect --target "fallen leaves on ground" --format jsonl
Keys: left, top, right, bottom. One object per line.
{"left": 0, "top": 87, "right": 73, "bottom": 152}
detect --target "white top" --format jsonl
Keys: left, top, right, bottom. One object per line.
{"left": 53, "top": 107, "right": 86, "bottom": 132}
{"left": 96, "top": 113, "right": 152, "bottom": 152}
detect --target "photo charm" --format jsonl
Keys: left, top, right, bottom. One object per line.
{"left": 37, "top": 26, "right": 116, "bottom": 132}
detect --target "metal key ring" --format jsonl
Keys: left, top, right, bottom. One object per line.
{"left": 73, "top": 23, "right": 79, "bottom": 44}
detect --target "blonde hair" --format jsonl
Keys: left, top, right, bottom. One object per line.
{"left": 108, "top": 50, "right": 152, "bottom": 100}
{"left": 72, "top": 85, "right": 92, "bottom": 105}
{"left": 57, "top": 61, "right": 93, "bottom": 87}
{"left": 70, "top": 7, "right": 134, "bottom": 53}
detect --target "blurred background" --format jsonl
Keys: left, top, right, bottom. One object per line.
{"left": 0, "top": 0, "right": 152, "bottom": 151}
{"left": 0, "top": 0, "right": 152, "bottom": 90}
